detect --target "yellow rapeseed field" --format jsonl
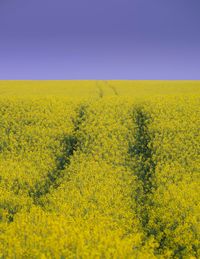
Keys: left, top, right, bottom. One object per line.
{"left": 0, "top": 80, "right": 199, "bottom": 258}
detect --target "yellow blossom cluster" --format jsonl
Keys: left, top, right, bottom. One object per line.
{"left": 142, "top": 96, "right": 200, "bottom": 258}
{"left": 0, "top": 81, "right": 199, "bottom": 258}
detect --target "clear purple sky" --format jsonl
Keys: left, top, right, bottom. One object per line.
{"left": 0, "top": 0, "right": 200, "bottom": 79}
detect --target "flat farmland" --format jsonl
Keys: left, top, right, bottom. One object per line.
{"left": 0, "top": 81, "right": 199, "bottom": 258}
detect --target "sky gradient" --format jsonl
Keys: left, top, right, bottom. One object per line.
{"left": 0, "top": 0, "right": 200, "bottom": 79}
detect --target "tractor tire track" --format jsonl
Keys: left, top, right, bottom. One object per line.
{"left": 103, "top": 80, "right": 119, "bottom": 96}
{"left": 29, "top": 104, "right": 88, "bottom": 205}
